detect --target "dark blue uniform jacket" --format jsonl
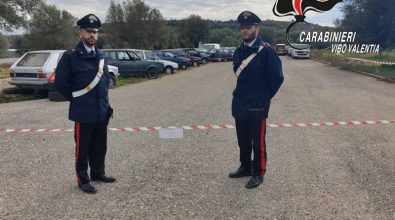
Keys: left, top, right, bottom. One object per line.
{"left": 55, "top": 41, "right": 110, "bottom": 124}
{"left": 232, "top": 38, "right": 284, "bottom": 120}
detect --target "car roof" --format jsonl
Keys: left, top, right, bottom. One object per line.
{"left": 129, "top": 49, "right": 152, "bottom": 52}
{"left": 102, "top": 49, "right": 133, "bottom": 51}
{"left": 25, "top": 50, "right": 65, "bottom": 53}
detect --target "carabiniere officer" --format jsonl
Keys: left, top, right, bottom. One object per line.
{"left": 55, "top": 14, "right": 116, "bottom": 194}
{"left": 229, "top": 11, "right": 284, "bottom": 189}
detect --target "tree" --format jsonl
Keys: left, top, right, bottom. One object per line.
{"left": 177, "top": 15, "right": 209, "bottom": 48}
{"left": 104, "top": 0, "right": 169, "bottom": 49}
{"left": 0, "top": 0, "right": 44, "bottom": 31}
{"left": 209, "top": 28, "right": 234, "bottom": 43}
{"left": 0, "top": 34, "right": 9, "bottom": 57}
{"left": 337, "top": 0, "right": 395, "bottom": 49}
{"left": 24, "top": 4, "right": 77, "bottom": 50}
{"left": 221, "top": 36, "right": 238, "bottom": 47}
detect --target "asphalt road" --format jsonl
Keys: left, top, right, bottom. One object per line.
{"left": 0, "top": 58, "right": 394, "bottom": 219}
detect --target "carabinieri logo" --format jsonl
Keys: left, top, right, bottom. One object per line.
{"left": 273, "top": 0, "right": 343, "bottom": 49}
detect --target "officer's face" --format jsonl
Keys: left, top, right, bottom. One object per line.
{"left": 79, "top": 29, "right": 98, "bottom": 46}
{"left": 240, "top": 25, "right": 259, "bottom": 42}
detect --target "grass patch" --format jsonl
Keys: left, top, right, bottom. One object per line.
{"left": 0, "top": 63, "right": 10, "bottom": 79}
{"left": 114, "top": 76, "right": 148, "bottom": 88}
{"left": 0, "top": 89, "right": 48, "bottom": 104}
{"left": 340, "top": 50, "right": 395, "bottom": 62}
{"left": 0, "top": 68, "right": 9, "bottom": 79}
{"left": 311, "top": 49, "right": 395, "bottom": 81}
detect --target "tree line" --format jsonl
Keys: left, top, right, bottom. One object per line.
{"left": 1, "top": 0, "right": 394, "bottom": 57}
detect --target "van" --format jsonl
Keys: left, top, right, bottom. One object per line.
{"left": 275, "top": 44, "right": 287, "bottom": 55}
{"left": 202, "top": 43, "right": 221, "bottom": 50}
{"left": 288, "top": 44, "right": 310, "bottom": 58}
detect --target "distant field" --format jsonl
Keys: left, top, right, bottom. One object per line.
{"left": 311, "top": 49, "right": 395, "bottom": 82}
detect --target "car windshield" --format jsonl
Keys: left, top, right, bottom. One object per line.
{"left": 17, "top": 52, "right": 50, "bottom": 67}
{"left": 276, "top": 45, "right": 286, "bottom": 50}
{"left": 145, "top": 51, "right": 156, "bottom": 60}
{"left": 164, "top": 52, "right": 175, "bottom": 58}
{"left": 153, "top": 53, "right": 161, "bottom": 60}
{"left": 292, "top": 44, "right": 310, "bottom": 49}
{"left": 134, "top": 51, "right": 144, "bottom": 59}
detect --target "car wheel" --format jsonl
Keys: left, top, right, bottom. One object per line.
{"left": 109, "top": 74, "right": 116, "bottom": 87}
{"left": 193, "top": 61, "right": 198, "bottom": 67}
{"left": 202, "top": 58, "right": 207, "bottom": 64}
{"left": 164, "top": 66, "right": 174, "bottom": 74}
{"left": 48, "top": 91, "right": 66, "bottom": 102}
{"left": 180, "top": 63, "right": 187, "bottom": 70}
{"left": 146, "top": 68, "right": 159, "bottom": 79}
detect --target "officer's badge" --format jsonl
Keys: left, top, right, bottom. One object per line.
{"left": 243, "top": 11, "right": 251, "bottom": 20}
{"left": 89, "top": 15, "right": 98, "bottom": 24}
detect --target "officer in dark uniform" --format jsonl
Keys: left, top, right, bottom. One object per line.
{"left": 229, "top": 11, "right": 284, "bottom": 189}
{"left": 55, "top": 14, "right": 116, "bottom": 194}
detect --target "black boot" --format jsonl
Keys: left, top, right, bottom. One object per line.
{"left": 229, "top": 164, "right": 252, "bottom": 178}
{"left": 91, "top": 175, "right": 116, "bottom": 183}
{"left": 245, "top": 176, "right": 263, "bottom": 189}
{"left": 79, "top": 183, "right": 97, "bottom": 194}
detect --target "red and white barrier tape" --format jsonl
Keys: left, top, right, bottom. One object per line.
{"left": 1, "top": 119, "right": 394, "bottom": 134}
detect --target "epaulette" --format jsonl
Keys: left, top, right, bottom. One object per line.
{"left": 262, "top": 42, "right": 271, "bottom": 48}
{"left": 66, "top": 48, "right": 81, "bottom": 55}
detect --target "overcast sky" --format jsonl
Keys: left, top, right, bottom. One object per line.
{"left": 46, "top": 0, "right": 343, "bottom": 25}
{"left": 4, "top": 0, "right": 343, "bottom": 34}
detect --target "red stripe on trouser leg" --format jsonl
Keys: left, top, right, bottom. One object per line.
{"left": 75, "top": 122, "right": 81, "bottom": 185}
{"left": 260, "top": 119, "right": 267, "bottom": 176}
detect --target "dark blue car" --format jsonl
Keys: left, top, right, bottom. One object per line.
{"left": 102, "top": 49, "right": 164, "bottom": 79}
{"left": 154, "top": 51, "right": 190, "bottom": 70}
{"left": 208, "top": 49, "right": 234, "bottom": 62}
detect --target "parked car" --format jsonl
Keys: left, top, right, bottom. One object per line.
{"left": 182, "top": 48, "right": 209, "bottom": 64}
{"left": 222, "top": 47, "right": 237, "bottom": 54}
{"left": 8, "top": 50, "right": 119, "bottom": 101}
{"left": 102, "top": 49, "right": 164, "bottom": 79}
{"left": 195, "top": 48, "right": 210, "bottom": 54}
{"left": 163, "top": 49, "right": 203, "bottom": 66}
{"left": 131, "top": 49, "right": 178, "bottom": 74}
{"left": 207, "top": 48, "right": 234, "bottom": 62}
{"left": 154, "top": 51, "right": 191, "bottom": 70}
{"left": 287, "top": 44, "right": 310, "bottom": 58}
{"left": 275, "top": 44, "right": 287, "bottom": 55}
{"left": 9, "top": 50, "right": 64, "bottom": 90}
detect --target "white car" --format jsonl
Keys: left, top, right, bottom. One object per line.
{"left": 131, "top": 49, "right": 179, "bottom": 74}
{"left": 9, "top": 50, "right": 119, "bottom": 101}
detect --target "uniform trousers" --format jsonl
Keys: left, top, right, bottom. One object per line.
{"left": 235, "top": 119, "right": 267, "bottom": 177}
{"left": 74, "top": 121, "right": 108, "bottom": 185}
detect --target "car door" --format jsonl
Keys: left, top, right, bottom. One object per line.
{"left": 116, "top": 51, "right": 138, "bottom": 76}
{"left": 127, "top": 51, "right": 146, "bottom": 76}
{"left": 104, "top": 51, "right": 118, "bottom": 68}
